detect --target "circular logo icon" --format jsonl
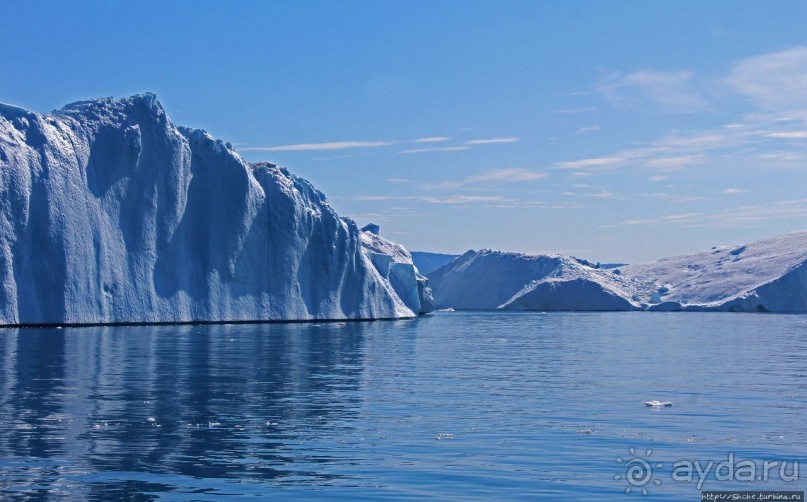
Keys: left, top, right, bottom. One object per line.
{"left": 615, "top": 448, "right": 663, "bottom": 495}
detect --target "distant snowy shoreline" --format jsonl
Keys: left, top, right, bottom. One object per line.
{"left": 427, "top": 231, "right": 807, "bottom": 313}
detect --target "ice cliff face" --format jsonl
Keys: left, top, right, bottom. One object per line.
{"left": 360, "top": 225, "right": 434, "bottom": 315}
{"left": 0, "top": 93, "right": 431, "bottom": 325}
{"left": 429, "top": 232, "right": 807, "bottom": 313}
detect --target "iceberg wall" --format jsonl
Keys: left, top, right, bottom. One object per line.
{"left": 0, "top": 94, "right": 431, "bottom": 325}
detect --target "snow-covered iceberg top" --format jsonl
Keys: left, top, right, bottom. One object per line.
{"left": 429, "top": 232, "right": 807, "bottom": 313}
{"left": 0, "top": 93, "right": 432, "bottom": 325}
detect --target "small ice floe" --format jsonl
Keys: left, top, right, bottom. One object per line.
{"left": 643, "top": 400, "right": 672, "bottom": 407}
{"left": 208, "top": 422, "right": 221, "bottom": 428}
{"left": 577, "top": 429, "right": 594, "bottom": 435}
{"left": 435, "top": 433, "right": 454, "bottom": 440}
{"left": 146, "top": 417, "right": 156, "bottom": 423}
{"left": 437, "top": 308, "right": 455, "bottom": 312}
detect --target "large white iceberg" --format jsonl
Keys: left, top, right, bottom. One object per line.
{"left": 429, "top": 232, "right": 807, "bottom": 313}
{"left": 620, "top": 231, "right": 807, "bottom": 312}
{"left": 429, "top": 250, "right": 638, "bottom": 311}
{"left": 0, "top": 93, "right": 432, "bottom": 325}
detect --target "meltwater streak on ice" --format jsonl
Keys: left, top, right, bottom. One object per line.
{"left": 0, "top": 313, "right": 805, "bottom": 500}
{"left": 0, "top": 94, "right": 431, "bottom": 325}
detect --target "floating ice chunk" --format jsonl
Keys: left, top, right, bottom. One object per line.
{"left": 643, "top": 400, "right": 672, "bottom": 407}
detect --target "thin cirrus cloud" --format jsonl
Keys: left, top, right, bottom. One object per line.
{"left": 466, "top": 168, "right": 548, "bottom": 183}
{"left": 726, "top": 46, "right": 807, "bottom": 109}
{"left": 604, "top": 200, "right": 807, "bottom": 230}
{"left": 556, "top": 156, "right": 626, "bottom": 170}
{"left": 767, "top": 131, "right": 807, "bottom": 139}
{"left": 426, "top": 168, "right": 548, "bottom": 190}
{"left": 576, "top": 125, "right": 601, "bottom": 135}
{"left": 399, "top": 146, "right": 471, "bottom": 154}
{"left": 551, "top": 107, "right": 597, "bottom": 114}
{"left": 597, "top": 69, "right": 709, "bottom": 112}
{"left": 240, "top": 140, "right": 397, "bottom": 152}
{"left": 465, "top": 137, "right": 520, "bottom": 145}
{"left": 414, "top": 136, "right": 451, "bottom": 143}
{"left": 353, "top": 194, "right": 509, "bottom": 205}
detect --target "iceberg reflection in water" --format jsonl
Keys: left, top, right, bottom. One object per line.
{"left": 0, "top": 312, "right": 805, "bottom": 499}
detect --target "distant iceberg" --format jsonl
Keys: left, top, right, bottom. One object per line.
{"left": 0, "top": 94, "right": 432, "bottom": 325}
{"left": 428, "top": 232, "right": 807, "bottom": 313}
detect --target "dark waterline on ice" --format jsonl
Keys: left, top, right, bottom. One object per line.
{"left": 0, "top": 312, "right": 805, "bottom": 500}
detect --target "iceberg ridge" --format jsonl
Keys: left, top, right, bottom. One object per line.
{"left": 0, "top": 94, "right": 431, "bottom": 325}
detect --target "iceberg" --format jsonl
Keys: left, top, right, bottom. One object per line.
{"left": 428, "top": 250, "right": 639, "bottom": 311}
{"left": 360, "top": 224, "right": 434, "bottom": 315}
{"left": 428, "top": 232, "right": 807, "bottom": 313}
{"left": 620, "top": 231, "right": 807, "bottom": 312}
{"left": 0, "top": 94, "right": 432, "bottom": 325}
{"left": 410, "top": 251, "right": 459, "bottom": 276}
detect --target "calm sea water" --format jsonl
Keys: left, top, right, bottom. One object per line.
{"left": 0, "top": 312, "right": 805, "bottom": 500}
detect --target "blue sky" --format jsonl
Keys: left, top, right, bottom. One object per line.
{"left": 3, "top": 1, "right": 807, "bottom": 262}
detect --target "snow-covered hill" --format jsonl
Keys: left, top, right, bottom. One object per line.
{"left": 429, "top": 232, "right": 807, "bottom": 313}
{"left": 620, "top": 231, "right": 807, "bottom": 312}
{"left": 0, "top": 94, "right": 431, "bottom": 325}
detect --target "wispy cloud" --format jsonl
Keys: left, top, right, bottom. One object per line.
{"left": 353, "top": 194, "right": 509, "bottom": 205}
{"left": 414, "top": 136, "right": 451, "bottom": 143}
{"left": 604, "top": 199, "right": 807, "bottom": 229}
{"left": 425, "top": 168, "right": 548, "bottom": 190}
{"left": 465, "top": 137, "right": 520, "bottom": 145}
{"left": 767, "top": 131, "right": 807, "bottom": 139}
{"left": 585, "top": 190, "right": 618, "bottom": 199}
{"left": 241, "top": 141, "right": 396, "bottom": 152}
{"left": 399, "top": 146, "right": 470, "bottom": 154}
{"left": 727, "top": 46, "right": 807, "bottom": 109}
{"left": 597, "top": 70, "right": 709, "bottom": 112}
{"left": 352, "top": 194, "right": 580, "bottom": 210}
{"left": 386, "top": 178, "right": 409, "bottom": 183}
{"left": 723, "top": 188, "right": 749, "bottom": 194}
{"left": 551, "top": 107, "right": 597, "bottom": 114}
{"left": 557, "top": 156, "right": 626, "bottom": 169}
{"left": 420, "top": 195, "right": 510, "bottom": 204}
{"left": 576, "top": 125, "right": 601, "bottom": 135}
{"left": 465, "top": 168, "right": 548, "bottom": 183}
{"left": 645, "top": 154, "right": 704, "bottom": 170}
